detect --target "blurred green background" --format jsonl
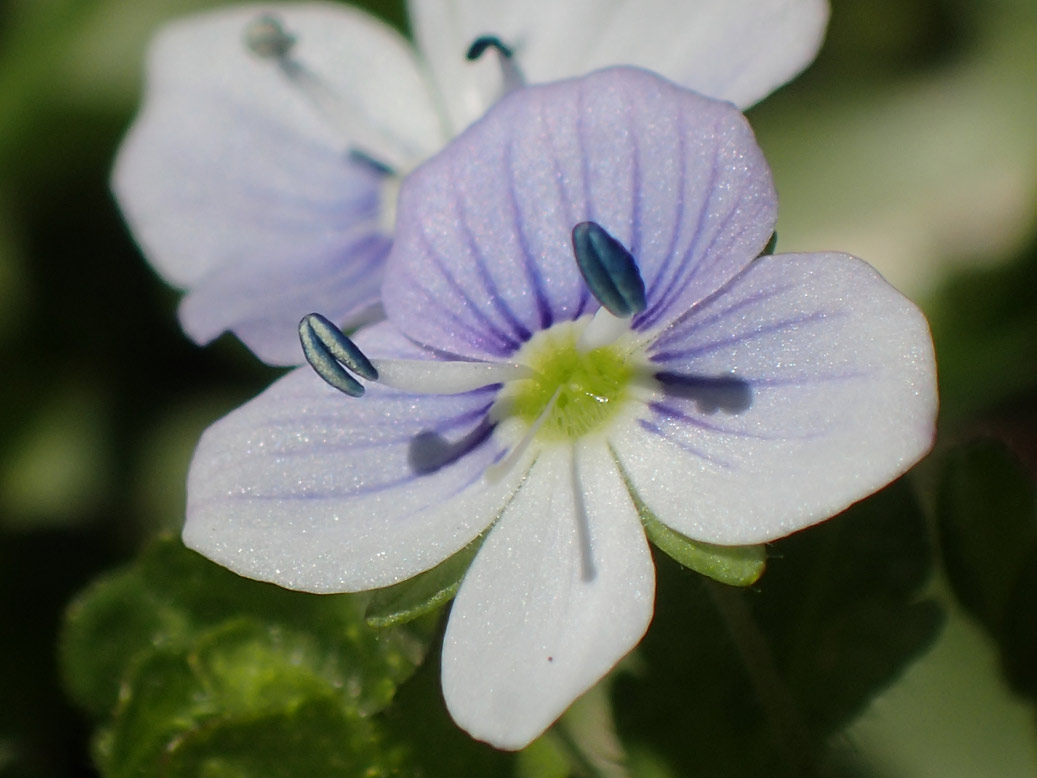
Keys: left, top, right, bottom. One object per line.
{"left": 1, "top": 0, "right": 1035, "bottom": 775}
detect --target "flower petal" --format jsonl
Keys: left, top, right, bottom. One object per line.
{"left": 385, "top": 67, "right": 776, "bottom": 360}
{"left": 410, "top": 0, "right": 829, "bottom": 111}
{"left": 612, "top": 253, "right": 937, "bottom": 545}
{"left": 113, "top": 3, "right": 440, "bottom": 363}
{"left": 177, "top": 220, "right": 390, "bottom": 366}
{"left": 183, "top": 322, "right": 519, "bottom": 592}
{"left": 442, "top": 443, "right": 654, "bottom": 749}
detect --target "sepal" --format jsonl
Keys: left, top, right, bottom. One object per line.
{"left": 366, "top": 533, "right": 486, "bottom": 628}
{"left": 641, "top": 509, "right": 767, "bottom": 587}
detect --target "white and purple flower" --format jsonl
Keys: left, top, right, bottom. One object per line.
{"left": 183, "top": 67, "right": 937, "bottom": 748}
{"left": 112, "top": 0, "right": 829, "bottom": 364}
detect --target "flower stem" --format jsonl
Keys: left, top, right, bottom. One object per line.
{"left": 553, "top": 682, "right": 631, "bottom": 778}
{"left": 705, "top": 580, "right": 818, "bottom": 776}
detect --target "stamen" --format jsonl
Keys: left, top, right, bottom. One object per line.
{"left": 465, "top": 34, "right": 525, "bottom": 94}
{"left": 572, "top": 222, "right": 646, "bottom": 318}
{"left": 299, "top": 313, "right": 377, "bottom": 397}
{"left": 242, "top": 14, "right": 416, "bottom": 173}
{"left": 577, "top": 306, "right": 632, "bottom": 351}
{"left": 373, "top": 359, "right": 534, "bottom": 395}
{"left": 466, "top": 35, "right": 514, "bottom": 61}
{"left": 485, "top": 387, "right": 561, "bottom": 483}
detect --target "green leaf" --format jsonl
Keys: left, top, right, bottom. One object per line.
{"left": 937, "top": 439, "right": 1037, "bottom": 702}
{"left": 640, "top": 511, "right": 766, "bottom": 587}
{"left": 366, "top": 533, "right": 485, "bottom": 628}
{"left": 937, "top": 438, "right": 1037, "bottom": 631}
{"left": 62, "top": 536, "right": 438, "bottom": 775}
{"left": 613, "top": 477, "right": 942, "bottom": 778}
{"left": 60, "top": 559, "right": 192, "bottom": 717}
{"left": 162, "top": 698, "right": 403, "bottom": 778}
{"left": 96, "top": 648, "right": 405, "bottom": 778}
{"left": 999, "top": 553, "right": 1037, "bottom": 700}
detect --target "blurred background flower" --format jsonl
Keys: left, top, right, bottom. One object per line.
{"left": 1, "top": 0, "right": 1035, "bottom": 776}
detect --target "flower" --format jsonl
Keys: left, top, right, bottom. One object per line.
{"left": 184, "top": 67, "right": 937, "bottom": 748}
{"left": 113, "top": 0, "right": 829, "bottom": 364}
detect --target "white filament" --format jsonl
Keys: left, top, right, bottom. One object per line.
{"left": 372, "top": 358, "right": 534, "bottom": 395}
{"left": 578, "top": 306, "right": 632, "bottom": 351}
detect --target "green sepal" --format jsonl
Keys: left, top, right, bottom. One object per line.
{"left": 641, "top": 510, "right": 766, "bottom": 587}
{"left": 609, "top": 446, "right": 765, "bottom": 586}
{"left": 365, "top": 534, "right": 485, "bottom": 628}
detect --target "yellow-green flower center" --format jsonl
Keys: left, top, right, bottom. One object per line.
{"left": 498, "top": 321, "right": 636, "bottom": 442}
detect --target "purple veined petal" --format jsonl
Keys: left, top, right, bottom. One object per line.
{"left": 442, "top": 443, "right": 654, "bottom": 750}
{"left": 410, "top": 0, "right": 828, "bottom": 111}
{"left": 384, "top": 67, "right": 777, "bottom": 360}
{"left": 610, "top": 253, "right": 937, "bottom": 546}
{"left": 183, "top": 321, "right": 521, "bottom": 593}
{"left": 113, "top": 3, "right": 441, "bottom": 364}
{"left": 176, "top": 204, "right": 391, "bottom": 366}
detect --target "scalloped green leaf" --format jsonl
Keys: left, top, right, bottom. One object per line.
{"left": 61, "top": 536, "right": 433, "bottom": 723}
{"left": 60, "top": 558, "right": 192, "bottom": 716}
{"left": 96, "top": 648, "right": 405, "bottom": 778}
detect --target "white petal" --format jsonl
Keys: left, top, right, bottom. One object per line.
{"left": 184, "top": 322, "right": 520, "bottom": 592}
{"left": 113, "top": 3, "right": 440, "bottom": 363}
{"left": 410, "top": 0, "right": 829, "bottom": 110}
{"left": 385, "top": 68, "right": 776, "bottom": 360}
{"left": 613, "top": 253, "right": 937, "bottom": 545}
{"left": 408, "top": 0, "right": 503, "bottom": 134}
{"left": 442, "top": 444, "right": 654, "bottom": 749}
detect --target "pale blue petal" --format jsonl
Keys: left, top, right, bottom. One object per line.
{"left": 384, "top": 67, "right": 777, "bottom": 360}
{"left": 113, "top": 4, "right": 440, "bottom": 364}
{"left": 442, "top": 443, "right": 654, "bottom": 749}
{"left": 611, "top": 253, "right": 937, "bottom": 545}
{"left": 183, "top": 322, "right": 519, "bottom": 592}
{"left": 411, "top": 0, "right": 828, "bottom": 119}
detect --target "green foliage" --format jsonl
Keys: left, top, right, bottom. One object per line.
{"left": 61, "top": 536, "right": 434, "bottom": 777}
{"left": 613, "top": 478, "right": 943, "bottom": 777}
{"left": 938, "top": 439, "right": 1037, "bottom": 700}
{"left": 61, "top": 479, "right": 946, "bottom": 778}
{"left": 927, "top": 242, "right": 1037, "bottom": 422}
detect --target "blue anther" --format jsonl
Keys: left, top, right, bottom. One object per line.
{"left": 348, "top": 148, "right": 395, "bottom": 177}
{"left": 571, "top": 221, "right": 647, "bottom": 318}
{"left": 299, "top": 313, "right": 378, "bottom": 397}
{"left": 466, "top": 35, "right": 514, "bottom": 61}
